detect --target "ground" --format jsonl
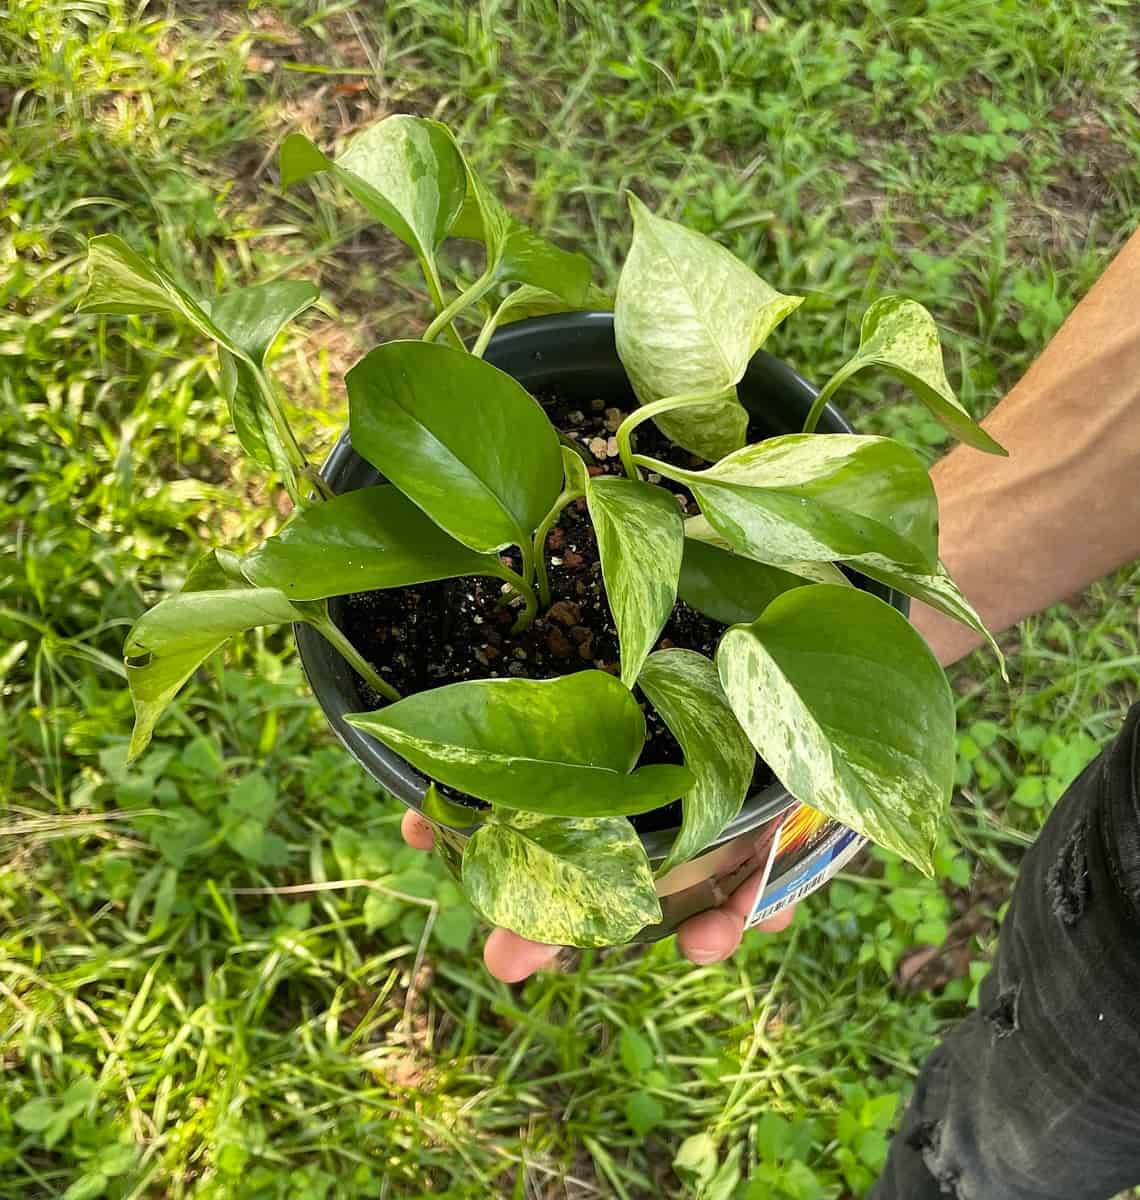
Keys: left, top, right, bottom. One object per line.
{"left": 2, "top": 2, "right": 1139, "bottom": 1198}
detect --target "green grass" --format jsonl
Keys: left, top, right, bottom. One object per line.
{"left": 2, "top": 2, "right": 1138, "bottom": 1197}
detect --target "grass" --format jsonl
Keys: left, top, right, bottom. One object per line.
{"left": 2, "top": 1, "right": 1138, "bottom": 1197}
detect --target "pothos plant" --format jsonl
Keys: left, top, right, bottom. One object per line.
{"left": 83, "top": 114, "right": 1005, "bottom": 948}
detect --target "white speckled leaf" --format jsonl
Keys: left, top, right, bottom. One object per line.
{"left": 614, "top": 195, "right": 802, "bottom": 461}
{"left": 639, "top": 650, "right": 756, "bottom": 875}
{"left": 850, "top": 555, "right": 1007, "bottom": 680}
{"left": 645, "top": 434, "right": 938, "bottom": 571}
{"left": 716, "top": 585, "right": 954, "bottom": 875}
{"left": 345, "top": 672, "right": 693, "bottom": 817}
{"left": 838, "top": 297, "right": 1006, "bottom": 455}
{"left": 462, "top": 812, "right": 661, "bottom": 946}
{"left": 587, "top": 477, "right": 684, "bottom": 686}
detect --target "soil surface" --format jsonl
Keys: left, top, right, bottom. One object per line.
{"left": 335, "top": 393, "right": 776, "bottom": 830}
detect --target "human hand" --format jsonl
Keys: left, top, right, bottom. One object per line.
{"left": 400, "top": 811, "right": 795, "bottom": 982}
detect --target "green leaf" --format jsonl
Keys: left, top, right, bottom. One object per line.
{"left": 347, "top": 341, "right": 562, "bottom": 554}
{"left": 639, "top": 650, "right": 756, "bottom": 875}
{"left": 684, "top": 516, "right": 851, "bottom": 586}
{"left": 433, "top": 903, "right": 475, "bottom": 951}
{"left": 148, "top": 866, "right": 178, "bottom": 938}
{"left": 462, "top": 811, "right": 661, "bottom": 946}
{"left": 678, "top": 537, "right": 812, "bottom": 626}
{"left": 587, "top": 477, "right": 683, "bottom": 686}
{"left": 619, "top": 1027, "right": 656, "bottom": 1078}
{"left": 242, "top": 486, "right": 512, "bottom": 599}
{"left": 560, "top": 443, "right": 590, "bottom": 496}
{"left": 494, "top": 281, "right": 613, "bottom": 326}
{"left": 644, "top": 434, "right": 938, "bottom": 571}
{"left": 614, "top": 194, "right": 802, "bottom": 460}
{"left": 14, "top": 1098, "right": 57, "bottom": 1133}
{"left": 625, "top": 1091, "right": 665, "bottom": 1136}
{"left": 422, "top": 782, "right": 483, "bottom": 829}
{"left": 81, "top": 237, "right": 315, "bottom": 470}
{"left": 852, "top": 556, "right": 1007, "bottom": 678}
{"left": 345, "top": 671, "right": 693, "bottom": 818}
{"left": 63, "top": 1174, "right": 109, "bottom": 1200}
{"left": 830, "top": 297, "right": 1006, "bottom": 455}
{"left": 280, "top": 117, "right": 466, "bottom": 264}
{"left": 673, "top": 1133, "right": 719, "bottom": 1190}
{"left": 206, "top": 280, "right": 318, "bottom": 466}
{"left": 123, "top": 585, "right": 304, "bottom": 761}
{"left": 717, "top": 586, "right": 954, "bottom": 875}
{"left": 439, "top": 127, "right": 592, "bottom": 302}
{"left": 227, "top": 772, "right": 276, "bottom": 823}
{"left": 363, "top": 891, "right": 403, "bottom": 932}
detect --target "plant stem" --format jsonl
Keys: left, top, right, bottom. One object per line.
{"left": 495, "top": 562, "right": 539, "bottom": 634}
{"left": 801, "top": 364, "right": 855, "bottom": 434}
{"left": 308, "top": 613, "right": 402, "bottom": 703}
{"left": 615, "top": 391, "right": 727, "bottom": 478}
{"left": 422, "top": 265, "right": 497, "bottom": 344}
{"left": 418, "top": 254, "right": 467, "bottom": 352}
{"left": 531, "top": 488, "right": 583, "bottom": 608}
{"left": 472, "top": 293, "right": 511, "bottom": 358}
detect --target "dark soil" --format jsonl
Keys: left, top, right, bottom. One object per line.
{"left": 334, "top": 393, "right": 775, "bottom": 830}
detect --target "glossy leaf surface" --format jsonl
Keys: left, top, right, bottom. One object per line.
{"left": 463, "top": 812, "right": 661, "bottom": 946}
{"left": 832, "top": 297, "right": 1005, "bottom": 455}
{"left": 345, "top": 672, "right": 693, "bottom": 817}
{"left": 587, "top": 477, "right": 684, "bottom": 686}
{"left": 644, "top": 434, "right": 938, "bottom": 571}
{"left": 242, "top": 485, "right": 510, "bottom": 600}
{"left": 717, "top": 585, "right": 954, "bottom": 875}
{"left": 347, "top": 340, "right": 562, "bottom": 553}
{"left": 614, "top": 195, "right": 801, "bottom": 460}
{"left": 639, "top": 650, "right": 756, "bottom": 875}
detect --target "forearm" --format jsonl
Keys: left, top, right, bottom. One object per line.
{"left": 912, "top": 228, "right": 1140, "bottom": 667}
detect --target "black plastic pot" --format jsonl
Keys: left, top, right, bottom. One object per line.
{"left": 296, "top": 312, "right": 908, "bottom": 940}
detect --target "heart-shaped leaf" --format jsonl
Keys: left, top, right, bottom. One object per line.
{"left": 614, "top": 194, "right": 802, "bottom": 461}
{"left": 345, "top": 671, "right": 694, "bottom": 817}
{"left": 124, "top": 586, "right": 307, "bottom": 761}
{"left": 850, "top": 555, "right": 1007, "bottom": 678}
{"left": 587, "top": 477, "right": 684, "bottom": 686}
{"left": 462, "top": 812, "right": 661, "bottom": 946}
{"left": 206, "top": 280, "right": 319, "bottom": 467}
{"left": 241, "top": 485, "right": 512, "bottom": 599}
{"left": 440, "top": 128, "right": 592, "bottom": 303}
{"left": 346, "top": 340, "right": 562, "bottom": 554}
{"left": 826, "top": 297, "right": 1006, "bottom": 455}
{"left": 643, "top": 434, "right": 938, "bottom": 571}
{"left": 280, "top": 117, "right": 466, "bottom": 266}
{"left": 717, "top": 585, "right": 954, "bottom": 875}
{"left": 639, "top": 650, "right": 756, "bottom": 875}
{"left": 678, "top": 538, "right": 814, "bottom": 626}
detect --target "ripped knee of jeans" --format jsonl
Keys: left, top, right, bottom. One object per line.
{"left": 986, "top": 984, "right": 1021, "bottom": 1041}
{"left": 907, "top": 1121, "right": 964, "bottom": 1196}
{"left": 1046, "top": 817, "right": 1089, "bottom": 926}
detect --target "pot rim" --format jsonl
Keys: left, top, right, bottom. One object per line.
{"left": 294, "top": 311, "right": 908, "bottom": 863}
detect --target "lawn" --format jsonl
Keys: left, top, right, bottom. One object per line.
{"left": 2, "top": 2, "right": 1138, "bottom": 1197}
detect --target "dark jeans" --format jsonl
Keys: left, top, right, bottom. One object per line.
{"left": 871, "top": 701, "right": 1140, "bottom": 1200}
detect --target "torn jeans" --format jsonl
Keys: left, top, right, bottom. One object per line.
{"left": 871, "top": 700, "right": 1140, "bottom": 1200}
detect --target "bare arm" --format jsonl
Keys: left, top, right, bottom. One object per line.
{"left": 914, "top": 228, "right": 1140, "bottom": 665}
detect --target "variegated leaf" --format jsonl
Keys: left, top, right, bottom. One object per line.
{"left": 462, "top": 812, "right": 661, "bottom": 946}
{"left": 639, "top": 650, "right": 755, "bottom": 875}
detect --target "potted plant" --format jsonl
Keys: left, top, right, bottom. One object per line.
{"left": 83, "top": 115, "right": 1005, "bottom": 949}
